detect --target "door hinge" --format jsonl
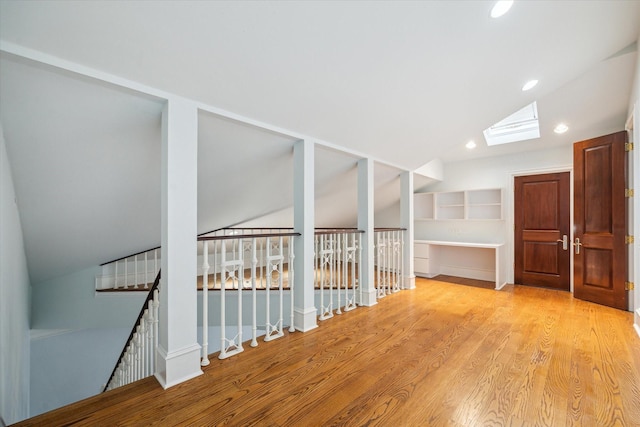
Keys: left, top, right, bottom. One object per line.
{"left": 626, "top": 188, "right": 634, "bottom": 197}
{"left": 625, "top": 281, "right": 635, "bottom": 291}
{"left": 625, "top": 142, "right": 634, "bottom": 151}
{"left": 625, "top": 235, "right": 635, "bottom": 244}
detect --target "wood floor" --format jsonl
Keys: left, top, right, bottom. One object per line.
{"left": 17, "top": 278, "right": 640, "bottom": 426}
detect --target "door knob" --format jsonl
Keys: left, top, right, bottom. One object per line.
{"left": 573, "top": 237, "right": 582, "bottom": 255}
{"left": 556, "top": 235, "right": 568, "bottom": 250}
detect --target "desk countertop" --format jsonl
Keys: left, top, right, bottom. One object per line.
{"left": 414, "top": 240, "right": 504, "bottom": 249}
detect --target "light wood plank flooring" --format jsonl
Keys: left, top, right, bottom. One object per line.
{"left": 17, "top": 278, "right": 640, "bottom": 426}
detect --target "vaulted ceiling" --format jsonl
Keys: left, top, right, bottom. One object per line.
{"left": 0, "top": 1, "right": 638, "bottom": 283}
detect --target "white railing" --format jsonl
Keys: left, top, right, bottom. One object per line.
{"left": 104, "top": 271, "right": 160, "bottom": 391}
{"left": 97, "top": 248, "right": 161, "bottom": 291}
{"left": 374, "top": 228, "right": 404, "bottom": 298}
{"left": 315, "top": 229, "right": 362, "bottom": 321}
{"left": 198, "top": 230, "right": 299, "bottom": 365}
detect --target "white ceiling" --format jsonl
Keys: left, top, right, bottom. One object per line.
{"left": 0, "top": 1, "right": 639, "bottom": 283}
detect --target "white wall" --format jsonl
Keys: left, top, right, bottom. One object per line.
{"left": 417, "top": 145, "right": 573, "bottom": 283}
{"left": 29, "top": 328, "right": 128, "bottom": 418}
{"left": 0, "top": 124, "right": 31, "bottom": 424}
{"left": 31, "top": 266, "right": 146, "bottom": 329}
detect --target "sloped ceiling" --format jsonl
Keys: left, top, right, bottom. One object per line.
{"left": 0, "top": 1, "right": 639, "bottom": 283}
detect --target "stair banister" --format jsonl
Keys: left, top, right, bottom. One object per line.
{"left": 103, "top": 269, "right": 161, "bottom": 392}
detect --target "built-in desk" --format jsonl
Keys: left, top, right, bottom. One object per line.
{"left": 414, "top": 240, "right": 507, "bottom": 290}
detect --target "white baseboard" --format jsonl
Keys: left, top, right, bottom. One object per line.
{"left": 293, "top": 306, "right": 318, "bottom": 332}
{"left": 155, "top": 343, "right": 203, "bottom": 389}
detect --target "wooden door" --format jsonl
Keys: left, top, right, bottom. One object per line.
{"left": 574, "top": 131, "right": 628, "bottom": 310}
{"left": 514, "top": 172, "right": 571, "bottom": 290}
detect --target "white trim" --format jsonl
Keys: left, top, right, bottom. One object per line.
{"left": 29, "top": 329, "right": 73, "bottom": 340}
{"left": 154, "top": 343, "right": 202, "bottom": 389}
{"left": 507, "top": 165, "right": 573, "bottom": 289}
{"left": 293, "top": 307, "right": 318, "bottom": 332}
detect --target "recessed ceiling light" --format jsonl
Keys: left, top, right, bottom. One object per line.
{"left": 466, "top": 140, "right": 477, "bottom": 149}
{"left": 554, "top": 123, "right": 569, "bottom": 134}
{"left": 522, "top": 79, "right": 538, "bottom": 91}
{"left": 491, "top": 1, "right": 514, "bottom": 18}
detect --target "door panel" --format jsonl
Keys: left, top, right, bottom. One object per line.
{"left": 574, "top": 131, "right": 627, "bottom": 309}
{"left": 515, "top": 172, "right": 571, "bottom": 290}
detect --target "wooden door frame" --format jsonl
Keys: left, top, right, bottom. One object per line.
{"left": 626, "top": 106, "right": 639, "bottom": 332}
{"left": 506, "top": 165, "right": 573, "bottom": 291}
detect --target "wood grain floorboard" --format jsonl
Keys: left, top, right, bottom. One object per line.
{"left": 14, "top": 278, "right": 640, "bottom": 426}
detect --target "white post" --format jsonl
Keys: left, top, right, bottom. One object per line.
{"left": 288, "top": 236, "right": 295, "bottom": 332}
{"left": 134, "top": 255, "right": 139, "bottom": 289}
{"left": 156, "top": 97, "right": 202, "bottom": 389}
{"left": 220, "top": 240, "right": 227, "bottom": 358}
{"left": 144, "top": 252, "right": 149, "bottom": 289}
{"left": 251, "top": 237, "right": 258, "bottom": 347}
{"left": 124, "top": 257, "right": 129, "bottom": 289}
{"left": 358, "top": 158, "right": 376, "bottom": 306}
{"left": 201, "top": 241, "right": 210, "bottom": 366}
{"left": 401, "top": 171, "right": 416, "bottom": 289}
{"left": 293, "top": 140, "right": 318, "bottom": 331}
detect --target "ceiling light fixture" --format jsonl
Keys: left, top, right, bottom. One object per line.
{"left": 522, "top": 79, "right": 538, "bottom": 91}
{"left": 491, "top": 0, "right": 514, "bottom": 18}
{"left": 466, "top": 140, "right": 477, "bottom": 149}
{"left": 554, "top": 123, "right": 569, "bottom": 134}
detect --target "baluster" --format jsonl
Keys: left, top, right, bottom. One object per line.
{"left": 201, "top": 241, "right": 210, "bottom": 366}
{"left": 144, "top": 252, "right": 149, "bottom": 289}
{"left": 277, "top": 236, "right": 283, "bottom": 336}
{"left": 336, "top": 233, "right": 342, "bottom": 315}
{"left": 132, "top": 255, "right": 138, "bottom": 289}
{"left": 152, "top": 288, "right": 159, "bottom": 374}
{"left": 400, "top": 229, "right": 405, "bottom": 290}
{"left": 139, "top": 312, "right": 147, "bottom": 377}
{"left": 288, "top": 236, "right": 295, "bottom": 333}
{"left": 154, "top": 249, "right": 158, "bottom": 279}
{"left": 376, "top": 233, "right": 381, "bottom": 298}
{"left": 358, "top": 232, "right": 362, "bottom": 305}
{"left": 146, "top": 300, "right": 154, "bottom": 376}
{"left": 251, "top": 237, "right": 258, "bottom": 347}
{"left": 319, "top": 234, "right": 325, "bottom": 319}
{"left": 114, "top": 260, "right": 119, "bottom": 289}
{"left": 219, "top": 240, "right": 227, "bottom": 359}
{"left": 314, "top": 234, "right": 319, "bottom": 292}
{"left": 265, "top": 237, "right": 271, "bottom": 339}
{"left": 124, "top": 257, "right": 129, "bottom": 289}
{"left": 387, "top": 231, "right": 393, "bottom": 294}
{"left": 237, "top": 238, "right": 243, "bottom": 352}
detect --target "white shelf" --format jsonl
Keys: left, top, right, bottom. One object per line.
{"left": 414, "top": 188, "right": 503, "bottom": 221}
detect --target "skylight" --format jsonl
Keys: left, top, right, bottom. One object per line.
{"left": 483, "top": 101, "right": 540, "bottom": 146}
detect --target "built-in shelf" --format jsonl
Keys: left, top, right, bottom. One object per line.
{"left": 414, "top": 188, "right": 503, "bottom": 220}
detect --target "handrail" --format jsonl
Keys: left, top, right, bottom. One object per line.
{"left": 374, "top": 227, "right": 407, "bottom": 232}
{"left": 314, "top": 229, "right": 364, "bottom": 235}
{"left": 100, "top": 246, "right": 161, "bottom": 266}
{"left": 198, "top": 232, "right": 301, "bottom": 241}
{"left": 102, "top": 227, "right": 380, "bottom": 266}
{"left": 103, "top": 269, "right": 161, "bottom": 392}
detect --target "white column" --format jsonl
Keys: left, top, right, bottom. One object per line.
{"left": 293, "top": 140, "right": 318, "bottom": 331}
{"left": 401, "top": 171, "right": 416, "bottom": 290}
{"left": 358, "top": 158, "right": 377, "bottom": 306}
{"left": 156, "top": 97, "right": 202, "bottom": 389}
